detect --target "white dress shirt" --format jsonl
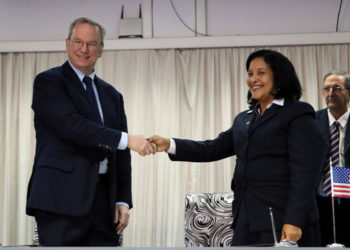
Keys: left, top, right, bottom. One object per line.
{"left": 327, "top": 108, "right": 349, "bottom": 168}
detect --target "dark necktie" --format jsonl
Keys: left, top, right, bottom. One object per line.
{"left": 83, "top": 76, "right": 103, "bottom": 125}
{"left": 322, "top": 121, "right": 340, "bottom": 196}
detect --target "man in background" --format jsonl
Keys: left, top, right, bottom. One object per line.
{"left": 26, "top": 17, "right": 156, "bottom": 246}
{"left": 316, "top": 70, "right": 350, "bottom": 247}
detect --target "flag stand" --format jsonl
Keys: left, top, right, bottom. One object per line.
{"left": 326, "top": 165, "right": 345, "bottom": 248}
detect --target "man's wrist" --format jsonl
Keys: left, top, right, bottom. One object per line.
{"left": 116, "top": 202, "right": 129, "bottom": 208}
{"left": 118, "top": 132, "right": 128, "bottom": 150}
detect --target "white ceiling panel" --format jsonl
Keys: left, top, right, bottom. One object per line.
{"left": 0, "top": 0, "right": 141, "bottom": 41}
{"left": 338, "top": 0, "right": 350, "bottom": 31}
{"left": 207, "top": 0, "right": 349, "bottom": 36}
{"left": 0, "top": 0, "right": 349, "bottom": 42}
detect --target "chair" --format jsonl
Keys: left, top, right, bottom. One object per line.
{"left": 33, "top": 221, "right": 39, "bottom": 246}
{"left": 185, "top": 192, "right": 234, "bottom": 247}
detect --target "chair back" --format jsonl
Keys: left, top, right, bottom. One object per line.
{"left": 185, "top": 192, "right": 234, "bottom": 247}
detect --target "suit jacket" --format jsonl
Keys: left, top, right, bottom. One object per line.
{"left": 170, "top": 100, "right": 326, "bottom": 233}
{"left": 315, "top": 108, "right": 350, "bottom": 169}
{"left": 26, "top": 61, "right": 132, "bottom": 217}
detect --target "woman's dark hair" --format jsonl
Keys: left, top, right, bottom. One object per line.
{"left": 246, "top": 49, "right": 302, "bottom": 108}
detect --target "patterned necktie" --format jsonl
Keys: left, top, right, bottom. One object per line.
{"left": 83, "top": 76, "right": 103, "bottom": 125}
{"left": 322, "top": 121, "right": 340, "bottom": 196}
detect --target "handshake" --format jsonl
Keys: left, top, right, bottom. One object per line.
{"left": 128, "top": 135, "right": 170, "bottom": 156}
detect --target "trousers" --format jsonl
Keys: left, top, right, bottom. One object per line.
{"left": 35, "top": 175, "right": 119, "bottom": 246}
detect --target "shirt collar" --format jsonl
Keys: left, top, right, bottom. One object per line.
{"left": 68, "top": 60, "right": 95, "bottom": 82}
{"left": 327, "top": 108, "right": 350, "bottom": 129}
{"left": 252, "top": 98, "right": 284, "bottom": 114}
{"left": 270, "top": 98, "right": 284, "bottom": 107}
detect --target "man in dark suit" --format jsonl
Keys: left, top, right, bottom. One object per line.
{"left": 316, "top": 70, "right": 350, "bottom": 247}
{"left": 26, "top": 17, "right": 156, "bottom": 246}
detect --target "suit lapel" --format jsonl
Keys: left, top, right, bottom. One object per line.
{"left": 318, "top": 109, "right": 330, "bottom": 147}
{"left": 62, "top": 62, "right": 99, "bottom": 121}
{"left": 345, "top": 115, "right": 350, "bottom": 155}
{"left": 230, "top": 109, "right": 255, "bottom": 161}
{"left": 94, "top": 76, "right": 114, "bottom": 128}
{"left": 61, "top": 62, "right": 118, "bottom": 129}
{"left": 248, "top": 104, "right": 282, "bottom": 134}
{"left": 62, "top": 61, "right": 85, "bottom": 94}
{"left": 244, "top": 110, "right": 257, "bottom": 133}
{"left": 62, "top": 61, "right": 101, "bottom": 121}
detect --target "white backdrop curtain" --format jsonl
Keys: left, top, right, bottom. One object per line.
{"left": 0, "top": 44, "right": 350, "bottom": 246}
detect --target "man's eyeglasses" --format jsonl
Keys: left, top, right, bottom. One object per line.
{"left": 70, "top": 39, "right": 100, "bottom": 51}
{"left": 322, "top": 86, "right": 345, "bottom": 93}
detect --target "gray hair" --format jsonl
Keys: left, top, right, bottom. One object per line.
{"left": 67, "top": 17, "right": 106, "bottom": 46}
{"left": 323, "top": 70, "right": 350, "bottom": 90}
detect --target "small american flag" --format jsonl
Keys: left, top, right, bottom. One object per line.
{"left": 331, "top": 167, "right": 350, "bottom": 198}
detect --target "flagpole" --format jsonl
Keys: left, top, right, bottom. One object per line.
{"left": 327, "top": 163, "right": 344, "bottom": 248}
{"left": 330, "top": 192, "right": 336, "bottom": 244}
{"left": 331, "top": 164, "right": 337, "bottom": 244}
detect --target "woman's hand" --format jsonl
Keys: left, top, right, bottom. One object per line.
{"left": 280, "top": 223, "right": 302, "bottom": 243}
{"left": 148, "top": 135, "right": 170, "bottom": 152}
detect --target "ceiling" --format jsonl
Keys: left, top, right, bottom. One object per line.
{"left": 0, "top": 0, "right": 349, "bottom": 42}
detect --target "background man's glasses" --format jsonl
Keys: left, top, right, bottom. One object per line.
{"left": 70, "top": 39, "right": 100, "bottom": 51}
{"left": 322, "top": 86, "right": 345, "bottom": 93}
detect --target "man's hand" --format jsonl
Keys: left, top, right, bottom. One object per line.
{"left": 281, "top": 223, "right": 302, "bottom": 243}
{"left": 115, "top": 204, "right": 130, "bottom": 235}
{"left": 128, "top": 135, "right": 157, "bottom": 156}
{"left": 148, "top": 135, "right": 170, "bottom": 152}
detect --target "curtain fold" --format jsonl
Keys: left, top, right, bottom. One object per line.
{"left": 0, "top": 44, "right": 349, "bottom": 246}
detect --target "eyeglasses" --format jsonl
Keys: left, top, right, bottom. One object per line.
{"left": 322, "top": 86, "right": 345, "bottom": 93}
{"left": 70, "top": 39, "right": 100, "bottom": 51}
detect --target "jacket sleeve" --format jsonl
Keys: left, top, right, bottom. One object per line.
{"left": 283, "top": 107, "right": 327, "bottom": 228}
{"left": 115, "top": 95, "right": 133, "bottom": 208}
{"left": 169, "top": 125, "right": 235, "bottom": 162}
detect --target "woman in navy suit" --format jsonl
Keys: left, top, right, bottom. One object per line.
{"left": 150, "top": 50, "right": 326, "bottom": 246}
